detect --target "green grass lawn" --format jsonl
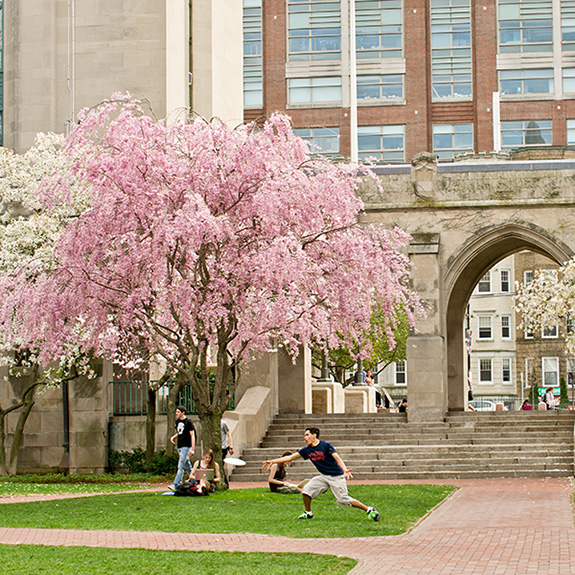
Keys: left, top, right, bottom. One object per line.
{"left": 0, "top": 483, "right": 149, "bottom": 496}
{"left": 0, "top": 484, "right": 455, "bottom": 538}
{"left": 0, "top": 545, "right": 356, "bottom": 575}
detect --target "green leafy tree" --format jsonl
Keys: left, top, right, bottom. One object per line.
{"left": 559, "top": 376, "right": 569, "bottom": 408}
{"left": 312, "top": 305, "right": 410, "bottom": 384}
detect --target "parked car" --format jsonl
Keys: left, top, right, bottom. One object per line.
{"left": 469, "top": 399, "right": 502, "bottom": 411}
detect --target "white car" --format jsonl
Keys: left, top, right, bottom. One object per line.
{"left": 469, "top": 399, "right": 506, "bottom": 411}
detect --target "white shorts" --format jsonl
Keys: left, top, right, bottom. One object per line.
{"left": 302, "top": 473, "right": 353, "bottom": 506}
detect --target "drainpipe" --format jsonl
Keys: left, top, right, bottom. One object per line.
{"left": 62, "top": 380, "right": 70, "bottom": 474}
{"left": 492, "top": 91, "right": 501, "bottom": 152}
{"left": 349, "top": 0, "right": 358, "bottom": 162}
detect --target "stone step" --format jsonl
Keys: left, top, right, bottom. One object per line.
{"left": 230, "top": 411, "right": 575, "bottom": 481}
{"left": 260, "top": 435, "right": 572, "bottom": 447}
{"left": 232, "top": 468, "right": 574, "bottom": 482}
{"left": 242, "top": 446, "right": 573, "bottom": 460}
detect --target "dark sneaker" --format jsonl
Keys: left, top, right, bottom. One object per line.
{"left": 367, "top": 507, "right": 380, "bottom": 522}
{"left": 297, "top": 511, "right": 314, "bottom": 520}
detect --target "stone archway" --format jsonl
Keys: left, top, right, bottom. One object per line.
{"left": 359, "top": 155, "right": 575, "bottom": 422}
{"left": 443, "top": 223, "right": 573, "bottom": 414}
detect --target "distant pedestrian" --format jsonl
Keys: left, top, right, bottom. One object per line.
{"left": 262, "top": 427, "right": 380, "bottom": 522}
{"left": 544, "top": 387, "right": 555, "bottom": 410}
{"left": 221, "top": 418, "right": 234, "bottom": 486}
{"left": 398, "top": 399, "right": 408, "bottom": 413}
{"left": 520, "top": 399, "right": 532, "bottom": 411}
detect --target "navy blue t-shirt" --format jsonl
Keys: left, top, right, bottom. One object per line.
{"left": 298, "top": 440, "right": 343, "bottom": 476}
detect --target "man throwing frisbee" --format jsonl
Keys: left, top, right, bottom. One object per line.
{"left": 262, "top": 427, "right": 380, "bottom": 522}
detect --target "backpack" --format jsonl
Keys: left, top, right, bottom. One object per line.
{"left": 174, "top": 479, "right": 208, "bottom": 497}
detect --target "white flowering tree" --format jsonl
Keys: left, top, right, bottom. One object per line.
{"left": 514, "top": 265, "right": 573, "bottom": 348}
{"left": 0, "top": 133, "right": 93, "bottom": 475}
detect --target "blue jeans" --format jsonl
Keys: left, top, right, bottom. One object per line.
{"left": 174, "top": 446, "right": 192, "bottom": 487}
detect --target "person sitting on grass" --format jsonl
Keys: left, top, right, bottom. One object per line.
{"left": 191, "top": 448, "right": 221, "bottom": 492}
{"left": 267, "top": 451, "right": 302, "bottom": 494}
{"left": 262, "top": 427, "right": 380, "bottom": 522}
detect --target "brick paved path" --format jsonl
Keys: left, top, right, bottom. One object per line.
{"left": 0, "top": 478, "right": 574, "bottom": 574}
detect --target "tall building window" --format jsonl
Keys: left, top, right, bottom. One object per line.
{"left": 567, "top": 119, "right": 575, "bottom": 143}
{"left": 430, "top": 0, "right": 472, "bottom": 100}
{"left": 355, "top": 0, "right": 402, "bottom": 59}
{"left": 563, "top": 69, "right": 575, "bottom": 94}
{"left": 502, "top": 315, "right": 511, "bottom": 339}
{"left": 478, "top": 316, "right": 493, "bottom": 339}
{"left": 499, "top": 0, "right": 553, "bottom": 53}
{"left": 542, "top": 357, "right": 559, "bottom": 386}
{"left": 394, "top": 360, "right": 407, "bottom": 385}
{"left": 543, "top": 324, "right": 558, "bottom": 338}
{"left": 293, "top": 127, "right": 340, "bottom": 157}
{"left": 288, "top": 0, "right": 341, "bottom": 62}
{"left": 500, "top": 69, "right": 554, "bottom": 95}
{"left": 501, "top": 120, "right": 552, "bottom": 149}
{"left": 479, "top": 358, "right": 493, "bottom": 384}
{"left": 502, "top": 358, "right": 512, "bottom": 383}
{"left": 562, "top": 0, "right": 575, "bottom": 51}
{"left": 357, "top": 75, "right": 403, "bottom": 102}
{"left": 477, "top": 271, "right": 491, "bottom": 293}
{"left": 357, "top": 125, "right": 404, "bottom": 162}
{"left": 500, "top": 269, "right": 511, "bottom": 292}
{"left": 288, "top": 77, "right": 342, "bottom": 104}
{"left": 433, "top": 124, "right": 474, "bottom": 159}
{"left": 524, "top": 270, "right": 534, "bottom": 284}
{"left": 243, "top": 0, "right": 263, "bottom": 107}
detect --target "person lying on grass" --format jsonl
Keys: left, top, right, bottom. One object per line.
{"left": 262, "top": 427, "right": 380, "bottom": 522}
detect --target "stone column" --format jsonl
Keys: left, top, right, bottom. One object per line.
{"left": 407, "top": 233, "right": 447, "bottom": 422}
{"left": 277, "top": 347, "right": 312, "bottom": 414}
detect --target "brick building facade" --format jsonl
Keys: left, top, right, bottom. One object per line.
{"left": 244, "top": 0, "right": 575, "bottom": 161}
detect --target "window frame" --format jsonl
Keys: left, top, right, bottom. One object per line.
{"left": 357, "top": 124, "right": 405, "bottom": 162}
{"left": 501, "top": 120, "right": 553, "bottom": 149}
{"left": 542, "top": 356, "right": 559, "bottom": 387}
{"left": 477, "top": 271, "right": 492, "bottom": 293}
{"left": 477, "top": 315, "right": 493, "bottom": 340}
{"left": 293, "top": 126, "right": 340, "bottom": 157}
{"left": 394, "top": 360, "right": 407, "bottom": 386}
{"left": 479, "top": 358, "right": 493, "bottom": 385}
{"left": 502, "top": 357, "right": 512, "bottom": 384}
{"left": 288, "top": 76, "right": 342, "bottom": 106}
{"left": 501, "top": 314, "right": 512, "bottom": 340}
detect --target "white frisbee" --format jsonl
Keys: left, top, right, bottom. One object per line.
{"left": 224, "top": 457, "right": 246, "bottom": 466}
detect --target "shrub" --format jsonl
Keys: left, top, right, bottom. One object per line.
{"left": 108, "top": 448, "right": 177, "bottom": 476}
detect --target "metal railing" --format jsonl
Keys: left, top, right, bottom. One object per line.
{"left": 109, "top": 379, "right": 235, "bottom": 416}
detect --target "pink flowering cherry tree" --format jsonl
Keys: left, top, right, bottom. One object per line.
{"left": 9, "top": 95, "right": 422, "bottom": 468}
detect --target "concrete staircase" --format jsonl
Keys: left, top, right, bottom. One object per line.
{"left": 230, "top": 411, "right": 575, "bottom": 482}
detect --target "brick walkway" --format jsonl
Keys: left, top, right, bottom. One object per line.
{"left": 0, "top": 478, "right": 574, "bottom": 574}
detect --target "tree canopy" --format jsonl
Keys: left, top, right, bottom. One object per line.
{"left": 515, "top": 263, "right": 574, "bottom": 354}
{"left": 0, "top": 94, "right": 422, "bottom": 454}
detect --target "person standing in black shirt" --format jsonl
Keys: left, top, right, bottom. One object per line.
{"left": 169, "top": 405, "right": 196, "bottom": 490}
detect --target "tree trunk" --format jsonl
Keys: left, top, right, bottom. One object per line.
{"left": 165, "top": 373, "right": 186, "bottom": 455}
{"left": 145, "top": 386, "right": 157, "bottom": 461}
{"left": 197, "top": 409, "right": 226, "bottom": 489}
{"left": 0, "top": 370, "right": 40, "bottom": 476}
{"left": 8, "top": 383, "right": 37, "bottom": 474}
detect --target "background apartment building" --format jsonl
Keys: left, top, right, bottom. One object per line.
{"left": 464, "top": 251, "right": 572, "bottom": 410}
{"left": 243, "top": 0, "right": 575, "bottom": 161}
